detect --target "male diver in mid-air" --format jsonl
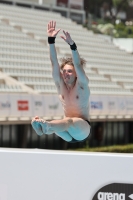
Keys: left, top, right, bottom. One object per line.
{"left": 31, "top": 20, "right": 91, "bottom": 143}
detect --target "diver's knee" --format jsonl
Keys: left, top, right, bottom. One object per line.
{"left": 67, "top": 118, "right": 73, "bottom": 124}
{"left": 66, "top": 118, "right": 74, "bottom": 130}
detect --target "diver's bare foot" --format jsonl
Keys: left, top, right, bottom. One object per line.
{"left": 31, "top": 116, "right": 40, "bottom": 123}
{"left": 31, "top": 116, "right": 50, "bottom": 135}
{"left": 31, "top": 116, "right": 43, "bottom": 136}
{"left": 38, "top": 119, "right": 50, "bottom": 134}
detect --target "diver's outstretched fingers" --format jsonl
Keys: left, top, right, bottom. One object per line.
{"left": 31, "top": 121, "right": 43, "bottom": 136}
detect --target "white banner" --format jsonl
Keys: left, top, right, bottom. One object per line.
{"left": 0, "top": 94, "right": 132, "bottom": 119}
{"left": 19, "top": 94, "right": 32, "bottom": 117}
{"left": 10, "top": 94, "right": 32, "bottom": 117}
{"left": 117, "top": 96, "right": 127, "bottom": 116}
{"left": 99, "top": 95, "right": 109, "bottom": 116}
{"left": 126, "top": 96, "right": 133, "bottom": 115}
{"left": 10, "top": 94, "right": 22, "bottom": 117}
{"left": 90, "top": 95, "right": 103, "bottom": 116}
{"left": 0, "top": 94, "right": 10, "bottom": 117}
{"left": 32, "top": 95, "right": 44, "bottom": 117}
{"left": 51, "top": 95, "right": 64, "bottom": 117}
{"left": 108, "top": 95, "right": 119, "bottom": 116}
{"left": 43, "top": 94, "right": 63, "bottom": 118}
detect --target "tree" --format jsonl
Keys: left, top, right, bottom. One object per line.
{"left": 108, "top": 0, "right": 131, "bottom": 23}
{"left": 84, "top": 0, "right": 133, "bottom": 23}
{"left": 84, "top": 0, "right": 105, "bottom": 19}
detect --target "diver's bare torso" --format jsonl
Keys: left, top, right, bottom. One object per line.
{"left": 31, "top": 21, "right": 91, "bottom": 142}
{"left": 56, "top": 77, "right": 90, "bottom": 121}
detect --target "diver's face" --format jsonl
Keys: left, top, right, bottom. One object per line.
{"left": 62, "top": 64, "right": 77, "bottom": 84}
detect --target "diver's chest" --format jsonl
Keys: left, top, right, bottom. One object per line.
{"left": 60, "top": 85, "right": 84, "bottom": 103}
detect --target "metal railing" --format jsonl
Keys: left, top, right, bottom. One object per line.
{"left": 0, "top": 0, "right": 85, "bottom": 24}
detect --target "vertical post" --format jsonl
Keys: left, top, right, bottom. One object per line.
{"left": 39, "top": 0, "right": 43, "bottom": 5}
{"left": 117, "top": 121, "right": 120, "bottom": 144}
{"left": 44, "top": 134, "right": 48, "bottom": 149}
{"left": 9, "top": 125, "right": 12, "bottom": 147}
{"left": 123, "top": 121, "right": 128, "bottom": 144}
{"left": 90, "top": 122, "right": 94, "bottom": 147}
{"left": 110, "top": 28, "right": 113, "bottom": 42}
{"left": 105, "top": 121, "right": 108, "bottom": 146}
{"left": 111, "top": 121, "right": 114, "bottom": 145}
{"left": 132, "top": 38, "right": 133, "bottom": 53}
{"left": 29, "top": 124, "right": 32, "bottom": 148}
{"left": 37, "top": 135, "right": 41, "bottom": 148}
{"left": 131, "top": 120, "right": 133, "bottom": 143}
{"left": 49, "top": 4, "right": 53, "bottom": 12}
{"left": 0, "top": 125, "right": 3, "bottom": 147}
{"left": 67, "top": 2, "right": 70, "bottom": 19}
{"left": 88, "top": 13, "right": 92, "bottom": 29}
{"left": 13, "top": 1, "right": 16, "bottom": 6}
{"left": 82, "top": 11, "right": 86, "bottom": 24}
{"left": 17, "top": 124, "right": 28, "bottom": 148}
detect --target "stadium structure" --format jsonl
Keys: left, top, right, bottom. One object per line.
{"left": 0, "top": 0, "right": 133, "bottom": 149}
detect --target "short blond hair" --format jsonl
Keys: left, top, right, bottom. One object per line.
{"left": 60, "top": 57, "right": 86, "bottom": 70}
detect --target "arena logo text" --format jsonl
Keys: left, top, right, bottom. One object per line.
{"left": 97, "top": 192, "right": 125, "bottom": 200}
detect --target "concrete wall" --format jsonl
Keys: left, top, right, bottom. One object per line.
{"left": 113, "top": 38, "right": 133, "bottom": 53}
{"left": 0, "top": 148, "right": 133, "bottom": 200}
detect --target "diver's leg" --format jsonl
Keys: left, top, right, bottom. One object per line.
{"left": 31, "top": 116, "right": 72, "bottom": 141}
{"left": 39, "top": 117, "right": 91, "bottom": 141}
